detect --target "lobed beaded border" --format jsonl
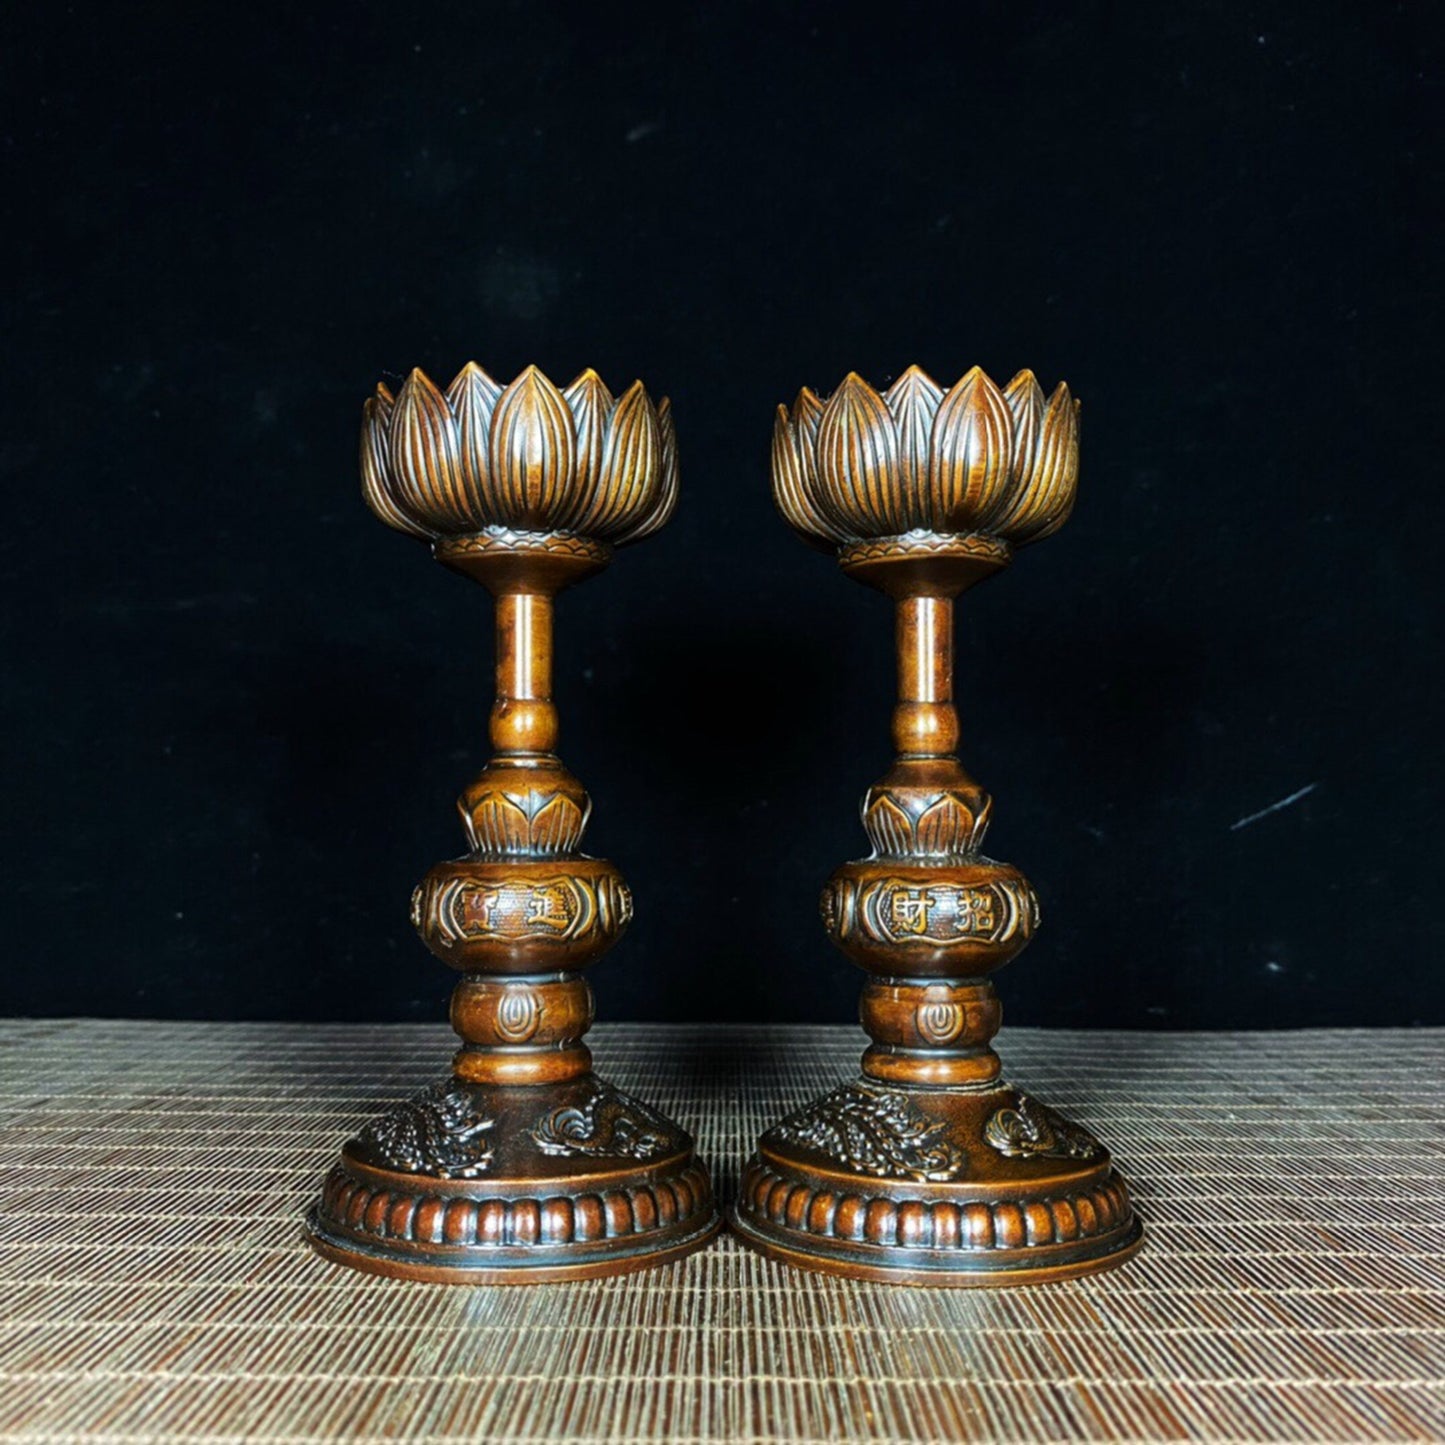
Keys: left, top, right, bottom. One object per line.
{"left": 738, "top": 1157, "right": 1134, "bottom": 1252}
{"left": 317, "top": 1159, "right": 713, "bottom": 1250}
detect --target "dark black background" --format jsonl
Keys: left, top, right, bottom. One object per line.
{"left": 3, "top": 2, "right": 1440, "bottom": 1028}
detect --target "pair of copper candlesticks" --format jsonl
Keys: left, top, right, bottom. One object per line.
{"left": 305, "top": 360, "right": 1144, "bottom": 1286}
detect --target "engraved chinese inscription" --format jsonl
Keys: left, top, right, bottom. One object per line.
{"left": 420, "top": 873, "right": 632, "bottom": 948}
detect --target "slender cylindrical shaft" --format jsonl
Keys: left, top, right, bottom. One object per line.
{"left": 490, "top": 592, "right": 560, "bottom": 754}
{"left": 891, "top": 594, "right": 960, "bottom": 757}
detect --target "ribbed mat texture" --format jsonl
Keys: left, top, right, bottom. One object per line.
{"left": 0, "top": 1020, "right": 1441, "bottom": 1442}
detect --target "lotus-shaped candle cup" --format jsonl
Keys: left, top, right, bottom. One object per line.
{"left": 362, "top": 363, "right": 678, "bottom": 588}
{"left": 772, "top": 365, "right": 1079, "bottom": 595}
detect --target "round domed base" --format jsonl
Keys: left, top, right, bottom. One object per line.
{"left": 731, "top": 1078, "right": 1142, "bottom": 1287}
{"left": 306, "top": 1073, "right": 719, "bottom": 1283}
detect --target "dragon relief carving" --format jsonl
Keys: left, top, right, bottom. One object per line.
{"left": 358, "top": 1081, "right": 495, "bottom": 1179}
{"left": 984, "top": 1093, "right": 1102, "bottom": 1161}
{"left": 531, "top": 1085, "right": 678, "bottom": 1161}
{"left": 766, "top": 1082, "right": 965, "bottom": 1181}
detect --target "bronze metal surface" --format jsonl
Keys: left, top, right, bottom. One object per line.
{"left": 741, "top": 366, "right": 1141, "bottom": 1284}
{"left": 305, "top": 364, "right": 717, "bottom": 1280}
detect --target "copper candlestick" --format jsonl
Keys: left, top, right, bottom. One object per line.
{"left": 732, "top": 365, "right": 1143, "bottom": 1285}
{"left": 307, "top": 363, "right": 719, "bottom": 1281}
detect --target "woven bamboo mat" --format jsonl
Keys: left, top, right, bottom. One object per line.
{"left": 0, "top": 1021, "right": 1441, "bottom": 1443}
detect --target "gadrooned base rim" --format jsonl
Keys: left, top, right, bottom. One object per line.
{"left": 306, "top": 1205, "right": 721, "bottom": 1284}
{"left": 729, "top": 1200, "right": 1143, "bottom": 1287}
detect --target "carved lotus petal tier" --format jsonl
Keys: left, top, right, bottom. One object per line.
{"left": 861, "top": 783, "right": 993, "bottom": 861}
{"left": 457, "top": 759, "right": 592, "bottom": 858}
{"left": 362, "top": 365, "right": 678, "bottom": 549}
{"left": 773, "top": 365, "right": 1079, "bottom": 563}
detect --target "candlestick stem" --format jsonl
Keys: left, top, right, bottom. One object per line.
{"left": 492, "top": 592, "right": 558, "bottom": 755}
{"left": 894, "top": 594, "right": 959, "bottom": 758}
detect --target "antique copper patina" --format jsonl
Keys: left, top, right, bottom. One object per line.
{"left": 307, "top": 363, "right": 719, "bottom": 1281}
{"left": 733, "top": 365, "right": 1143, "bottom": 1284}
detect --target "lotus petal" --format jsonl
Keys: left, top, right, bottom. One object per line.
{"left": 488, "top": 365, "right": 576, "bottom": 528}
{"left": 462, "top": 792, "right": 531, "bottom": 855}
{"left": 927, "top": 366, "right": 1012, "bottom": 532}
{"left": 772, "top": 404, "right": 843, "bottom": 550}
{"left": 586, "top": 380, "right": 661, "bottom": 537}
{"left": 995, "top": 382, "right": 1079, "bottom": 543}
{"left": 770, "top": 404, "right": 809, "bottom": 532}
{"left": 564, "top": 368, "right": 614, "bottom": 494}
{"left": 446, "top": 362, "right": 502, "bottom": 520}
{"left": 390, "top": 368, "right": 466, "bottom": 531}
{"left": 817, "top": 373, "right": 903, "bottom": 535}
{"left": 978, "top": 369, "right": 1047, "bottom": 531}
{"left": 913, "top": 796, "right": 975, "bottom": 857}
{"left": 971, "top": 792, "right": 993, "bottom": 849}
{"left": 791, "top": 387, "right": 824, "bottom": 464}
{"left": 528, "top": 793, "right": 589, "bottom": 853}
{"left": 884, "top": 365, "right": 943, "bottom": 522}
{"left": 1003, "top": 369, "right": 1045, "bottom": 478}
{"left": 360, "top": 385, "right": 431, "bottom": 538}
{"left": 788, "top": 386, "right": 838, "bottom": 524}
{"left": 616, "top": 394, "right": 678, "bottom": 544}
{"left": 862, "top": 793, "right": 914, "bottom": 857}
